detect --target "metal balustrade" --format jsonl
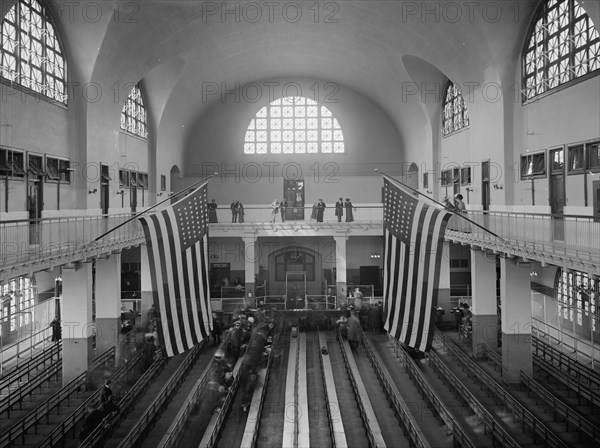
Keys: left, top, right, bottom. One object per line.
{"left": 532, "top": 334, "right": 600, "bottom": 390}
{"left": 532, "top": 337, "right": 600, "bottom": 408}
{"left": 480, "top": 344, "right": 502, "bottom": 371}
{"left": 427, "top": 349, "right": 521, "bottom": 448}
{"left": 116, "top": 344, "right": 201, "bottom": 448}
{"left": 0, "top": 345, "right": 114, "bottom": 445}
{"left": 318, "top": 330, "right": 348, "bottom": 448}
{"left": 519, "top": 370, "right": 599, "bottom": 444}
{"left": 2, "top": 207, "right": 598, "bottom": 278}
{"left": 386, "top": 335, "right": 477, "bottom": 448}
{"left": 336, "top": 329, "right": 386, "bottom": 448}
{"left": 79, "top": 349, "right": 167, "bottom": 448}
{"left": 360, "top": 330, "right": 431, "bottom": 448}
{"left": 438, "top": 332, "right": 570, "bottom": 448}
{"left": 0, "top": 340, "right": 60, "bottom": 395}
{"left": 35, "top": 346, "right": 142, "bottom": 448}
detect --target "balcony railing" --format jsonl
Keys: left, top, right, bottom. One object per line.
{"left": 1, "top": 206, "right": 598, "bottom": 272}
{"left": 0, "top": 213, "right": 144, "bottom": 268}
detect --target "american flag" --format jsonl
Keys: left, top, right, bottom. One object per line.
{"left": 139, "top": 183, "right": 212, "bottom": 357}
{"left": 382, "top": 175, "right": 452, "bottom": 352}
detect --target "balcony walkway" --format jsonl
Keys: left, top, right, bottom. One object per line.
{"left": 1, "top": 206, "right": 598, "bottom": 281}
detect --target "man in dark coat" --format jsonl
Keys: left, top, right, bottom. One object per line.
{"left": 100, "top": 379, "right": 113, "bottom": 404}
{"left": 335, "top": 198, "right": 344, "bottom": 222}
{"left": 316, "top": 199, "right": 326, "bottom": 222}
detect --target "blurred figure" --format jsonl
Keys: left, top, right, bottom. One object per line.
{"left": 344, "top": 198, "right": 354, "bottom": 222}
{"left": 208, "top": 199, "right": 218, "bottom": 223}
{"left": 50, "top": 317, "right": 61, "bottom": 342}
{"left": 271, "top": 199, "right": 279, "bottom": 223}
{"left": 347, "top": 308, "right": 361, "bottom": 350}
{"left": 335, "top": 197, "right": 344, "bottom": 222}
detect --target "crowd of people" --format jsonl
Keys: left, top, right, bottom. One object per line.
{"left": 204, "top": 197, "right": 357, "bottom": 223}
{"left": 203, "top": 309, "right": 275, "bottom": 414}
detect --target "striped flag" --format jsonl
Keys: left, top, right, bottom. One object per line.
{"left": 382, "top": 175, "right": 452, "bottom": 352}
{"left": 139, "top": 183, "right": 212, "bottom": 357}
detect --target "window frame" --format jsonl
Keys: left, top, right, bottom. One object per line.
{"left": 0, "top": 147, "right": 26, "bottom": 179}
{"left": 522, "top": 0, "right": 600, "bottom": 103}
{"left": 442, "top": 81, "right": 470, "bottom": 137}
{"left": 27, "top": 152, "right": 45, "bottom": 177}
{"left": 460, "top": 166, "right": 472, "bottom": 186}
{"left": 120, "top": 83, "right": 148, "bottom": 140}
{"left": 587, "top": 140, "right": 600, "bottom": 172}
{"left": 160, "top": 174, "right": 166, "bottom": 191}
{"left": 520, "top": 150, "right": 547, "bottom": 179}
{"left": 567, "top": 143, "right": 586, "bottom": 174}
{"left": 0, "top": 0, "right": 68, "bottom": 104}
{"left": 422, "top": 172, "right": 429, "bottom": 189}
{"left": 45, "top": 155, "right": 70, "bottom": 183}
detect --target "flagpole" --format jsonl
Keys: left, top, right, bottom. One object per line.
{"left": 92, "top": 172, "right": 218, "bottom": 243}
{"left": 376, "top": 169, "right": 502, "bottom": 239}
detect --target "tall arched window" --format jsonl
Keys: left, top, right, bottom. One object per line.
{"left": 0, "top": 0, "right": 67, "bottom": 103}
{"left": 121, "top": 83, "right": 148, "bottom": 139}
{"left": 244, "top": 96, "right": 344, "bottom": 154}
{"left": 442, "top": 82, "right": 469, "bottom": 137}
{"left": 523, "top": 0, "right": 600, "bottom": 101}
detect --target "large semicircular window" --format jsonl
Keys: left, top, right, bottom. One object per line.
{"left": 244, "top": 96, "right": 344, "bottom": 155}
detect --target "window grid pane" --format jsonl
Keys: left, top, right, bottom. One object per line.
{"left": 523, "top": 0, "right": 600, "bottom": 101}
{"left": 0, "top": 0, "right": 67, "bottom": 102}
{"left": 243, "top": 96, "right": 344, "bottom": 154}
{"left": 442, "top": 82, "right": 469, "bottom": 137}
{"left": 120, "top": 83, "right": 148, "bottom": 139}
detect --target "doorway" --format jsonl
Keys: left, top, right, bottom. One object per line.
{"left": 283, "top": 179, "right": 305, "bottom": 220}
{"left": 549, "top": 148, "right": 565, "bottom": 240}
{"left": 481, "top": 161, "right": 490, "bottom": 211}
{"left": 100, "top": 164, "right": 110, "bottom": 215}
{"left": 28, "top": 179, "right": 43, "bottom": 244}
{"left": 286, "top": 271, "right": 306, "bottom": 310}
{"left": 593, "top": 180, "right": 600, "bottom": 222}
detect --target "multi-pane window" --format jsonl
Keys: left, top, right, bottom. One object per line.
{"left": 568, "top": 144, "right": 585, "bottom": 173}
{"left": 523, "top": 0, "right": 600, "bottom": 101}
{"left": 442, "top": 82, "right": 469, "bottom": 137}
{"left": 550, "top": 147, "right": 564, "bottom": 173}
{"left": 45, "top": 156, "right": 70, "bottom": 182}
{"left": 0, "top": 0, "right": 67, "bottom": 102}
{"left": 589, "top": 141, "right": 600, "bottom": 170}
{"left": 461, "top": 167, "right": 472, "bottom": 185}
{"left": 557, "top": 269, "right": 599, "bottom": 331}
{"left": 120, "top": 83, "right": 148, "bottom": 139}
{"left": 520, "top": 152, "right": 546, "bottom": 178}
{"left": 0, "top": 276, "right": 35, "bottom": 336}
{"left": 0, "top": 148, "right": 25, "bottom": 177}
{"left": 244, "top": 96, "right": 344, "bottom": 154}
{"left": 423, "top": 172, "right": 429, "bottom": 189}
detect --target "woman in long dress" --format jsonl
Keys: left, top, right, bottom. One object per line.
{"left": 310, "top": 202, "right": 318, "bottom": 221}
{"left": 208, "top": 199, "right": 218, "bottom": 223}
{"left": 344, "top": 198, "right": 354, "bottom": 222}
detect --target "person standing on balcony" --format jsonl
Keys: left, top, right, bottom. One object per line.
{"left": 230, "top": 200, "right": 239, "bottom": 223}
{"left": 279, "top": 199, "right": 287, "bottom": 222}
{"left": 270, "top": 199, "right": 279, "bottom": 223}
{"left": 335, "top": 198, "right": 344, "bottom": 222}
{"left": 208, "top": 199, "right": 218, "bottom": 223}
{"left": 316, "top": 199, "right": 326, "bottom": 222}
{"left": 344, "top": 198, "right": 354, "bottom": 222}
{"left": 238, "top": 201, "right": 244, "bottom": 223}
{"left": 454, "top": 194, "right": 466, "bottom": 213}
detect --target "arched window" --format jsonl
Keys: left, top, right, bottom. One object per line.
{"left": 121, "top": 83, "right": 148, "bottom": 139}
{"left": 442, "top": 82, "right": 469, "bottom": 137}
{"left": 0, "top": 0, "right": 67, "bottom": 103}
{"left": 556, "top": 269, "right": 599, "bottom": 331}
{"left": 523, "top": 0, "right": 600, "bottom": 101}
{"left": 244, "top": 96, "right": 344, "bottom": 154}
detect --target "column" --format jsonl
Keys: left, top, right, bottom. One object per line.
{"left": 243, "top": 237, "right": 256, "bottom": 308}
{"left": 471, "top": 249, "right": 498, "bottom": 357}
{"left": 95, "top": 253, "right": 121, "bottom": 360}
{"left": 334, "top": 236, "right": 347, "bottom": 308}
{"left": 437, "top": 242, "right": 451, "bottom": 325}
{"left": 500, "top": 257, "right": 532, "bottom": 384}
{"left": 61, "top": 263, "right": 93, "bottom": 385}
{"left": 140, "top": 244, "right": 153, "bottom": 332}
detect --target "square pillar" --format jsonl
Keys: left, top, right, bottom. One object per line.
{"left": 61, "top": 263, "right": 93, "bottom": 385}
{"left": 140, "top": 244, "right": 153, "bottom": 332}
{"left": 334, "top": 236, "right": 347, "bottom": 308}
{"left": 471, "top": 249, "right": 498, "bottom": 356}
{"left": 500, "top": 257, "right": 533, "bottom": 384}
{"left": 437, "top": 242, "right": 451, "bottom": 324}
{"left": 95, "top": 253, "right": 121, "bottom": 359}
{"left": 243, "top": 237, "right": 256, "bottom": 308}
